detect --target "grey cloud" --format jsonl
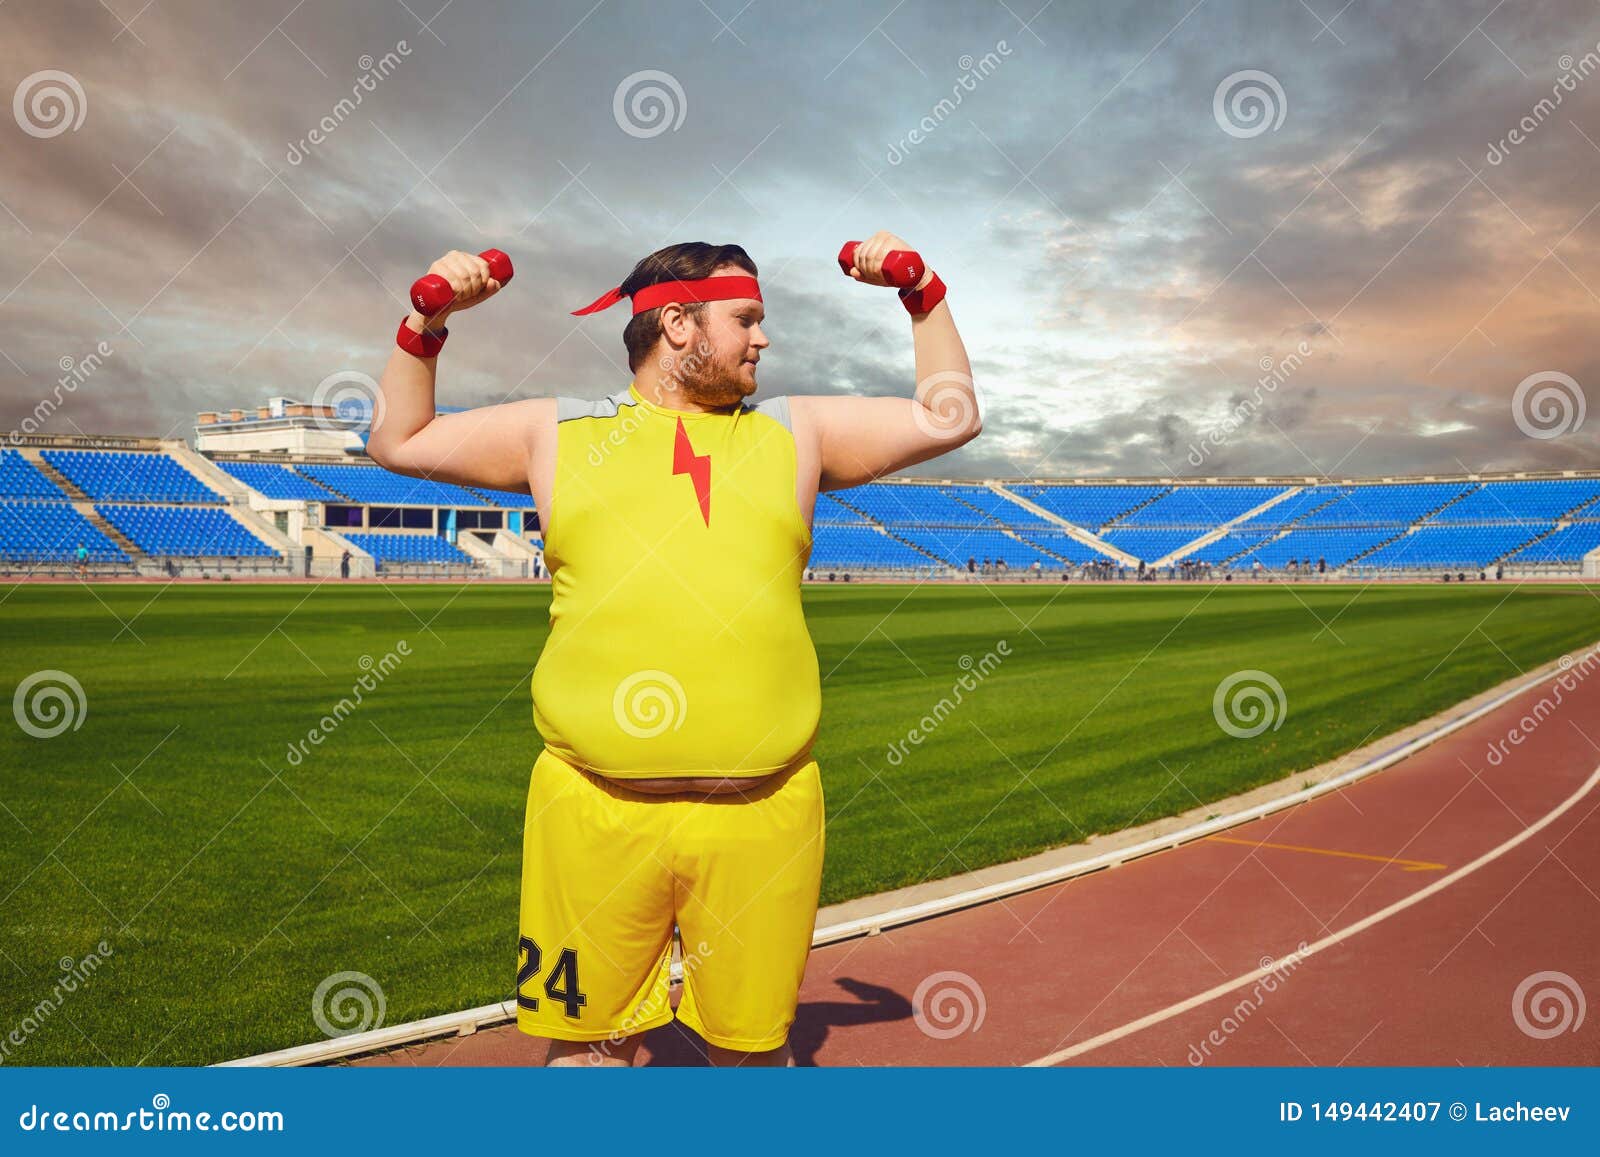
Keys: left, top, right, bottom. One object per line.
{"left": 2, "top": 0, "right": 1598, "bottom": 476}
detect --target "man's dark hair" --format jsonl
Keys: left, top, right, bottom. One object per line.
{"left": 619, "top": 242, "right": 757, "bottom": 372}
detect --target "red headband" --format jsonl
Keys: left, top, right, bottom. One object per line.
{"left": 571, "top": 275, "right": 762, "bottom": 316}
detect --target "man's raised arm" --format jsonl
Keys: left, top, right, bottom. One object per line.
{"left": 790, "top": 232, "right": 980, "bottom": 490}
{"left": 367, "top": 249, "right": 551, "bottom": 494}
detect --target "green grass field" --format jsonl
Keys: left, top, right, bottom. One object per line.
{"left": 2, "top": 580, "right": 1597, "bottom": 1065}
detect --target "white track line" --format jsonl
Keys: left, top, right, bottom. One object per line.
{"left": 220, "top": 642, "right": 1595, "bottom": 1067}
{"left": 1025, "top": 759, "right": 1600, "bottom": 1066}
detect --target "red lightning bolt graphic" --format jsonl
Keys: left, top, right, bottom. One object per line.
{"left": 672, "top": 417, "right": 711, "bottom": 526}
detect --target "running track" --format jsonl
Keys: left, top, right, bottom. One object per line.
{"left": 357, "top": 657, "right": 1600, "bottom": 1067}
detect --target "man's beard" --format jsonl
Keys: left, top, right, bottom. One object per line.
{"left": 664, "top": 340, "right": 752, "bottom": 408}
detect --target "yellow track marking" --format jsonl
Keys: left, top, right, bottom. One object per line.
{"left": 1206, "top": 835, "right": 1446, "bottom": 872}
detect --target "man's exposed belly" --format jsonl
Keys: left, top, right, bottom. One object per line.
{"left": 621, "top": 772, "right": 777, "bottom": 796}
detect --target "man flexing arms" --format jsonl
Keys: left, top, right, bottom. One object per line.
{"left": 368, "top": 232, "right": 978, "bottom": 1066}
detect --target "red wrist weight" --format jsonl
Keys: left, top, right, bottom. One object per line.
{"left": 396, "top": 319, "right": 448, "bottom": 357}
{"left": 899, "top": 271, "right": 947, "bottom": 316}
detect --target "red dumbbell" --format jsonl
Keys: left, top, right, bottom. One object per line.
{"left": 409, "top": 248, "right": 514, "bottom": 317}
{"left": 837, "top": 240, "right": 923, "bottom": 289}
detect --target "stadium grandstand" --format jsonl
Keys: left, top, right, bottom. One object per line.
{"left": 1, "top": 394, "right": 1597, "bottom": 581}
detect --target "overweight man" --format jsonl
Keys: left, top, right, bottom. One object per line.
{"left": 369, "top": 232, "right": 979, "bottom": 1066}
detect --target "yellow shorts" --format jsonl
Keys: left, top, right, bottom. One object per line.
{"left": 516, "top": 747, "right": 825, "bottom": 1052}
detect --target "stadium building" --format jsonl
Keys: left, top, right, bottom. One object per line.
{"left": 2, "top": 395, "right": 1598, "bottom": 580}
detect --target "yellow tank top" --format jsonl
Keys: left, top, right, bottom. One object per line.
{"left": 531, "top": 383, "right": 819, "bottom": 779}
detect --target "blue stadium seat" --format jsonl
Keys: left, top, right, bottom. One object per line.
{"left": 1099, "top": 527, "right": 1208, "bottom": 562}
{"left": 1508, "top": 522, "right": 1600, "bottom": 564}
{"left": 1298, "top": 482, "right": 1477, "bottom": 526}
{"left": 1231, "top": 528, "right": 1399, "bottom": 569}
{"left": 97, "top": 505, "right": 277, "bottom": 557}
{"left": 1013, "top": 529, "right": 1117, "bottom": 563}
{"left": 1426, "top": 479, "right": 1600, "bottom": 523}
{"left": 344, "top": 532, "right": 472, "bottom": 569}
{"left": 294, "top": 464, "right": 485, "bottom": 507}
{"left": 831, "top": 483, "right": 1001, "bottom": 526}
{"left": 465, "top": 486, "right": 537, "bottom": 508}
{"left": 1008, "top": 484, "right": 1168, "bottom": 529}
{"left": 1357, "top": 524, "right": 1551, "bottom": 570}
{"left": 18, "top": 451, "right": 1580, "bottom": 577}
{"left": 1116, "top": 486, "right": 1288, "bottom": 527}
{"left": 1188, "top": 531, "right": 1278, "bottom": 563}
{"left": 0, "top": 451, "right": 66, "bottom": 500}
{"left": 216, "top": 461, "right": 340, "bottom": 501}
{"left": 896, "top": 527, "right": 1060, "bottom": 569}
{"left": 808, "top": 525, "right": 939, "bottom": 570}
{"left": 42, "top": 450, "right": 220, "bottom": 503}
{"left": 1233, "top": 488, "right": 1342, "bottom": 529}
{"left": 814, "top": 492, "right": 869, "bottom": 524}
{"left": 0, "top": 501, "right": 127, "bottom": 563}
{"left": 939, "top": 485, "right": 1053, "bottom": 527}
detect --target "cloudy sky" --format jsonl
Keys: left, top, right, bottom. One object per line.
{"left": 2, "top": 0, "right": 1598, "bottom": 479}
